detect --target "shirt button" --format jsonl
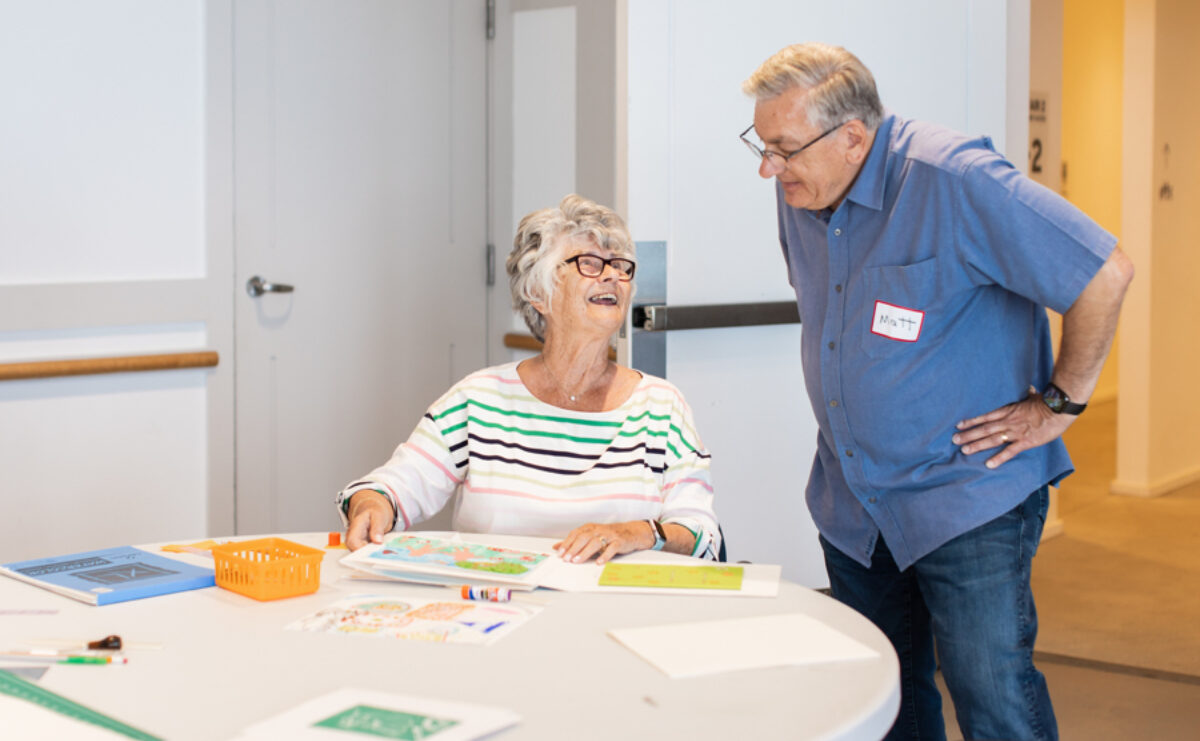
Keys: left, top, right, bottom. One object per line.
{"left": 829, "top": 400, "right": 839, "bottom": 407}
{"left": 845, "top": 450, "right": 854, "bottom": 458}
{"left": 827, "top": 341, "right": 835, "bottom": 350}
{"left": 869, "top": 496, "right": 877, "bottom": 504}
{"left": 834, "top": 228, "right": 842, "bottom": 236}
{"left": 835, "top": 284, "right": 843, "bottom": 293}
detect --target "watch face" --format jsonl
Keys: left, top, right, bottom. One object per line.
{"left": 1043, "top": 386, "right": 1067, "bottom": 413}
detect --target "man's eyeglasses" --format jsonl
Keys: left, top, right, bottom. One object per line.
{"left": 740, "top": 121, "right": 845, "bottom": 167}
{"left": 563, "top": 254, "right": 636, "bottom": 281}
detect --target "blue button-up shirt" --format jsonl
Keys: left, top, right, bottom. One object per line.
{"left": 779, "top": 112, "right": 1116, "bottom": 570}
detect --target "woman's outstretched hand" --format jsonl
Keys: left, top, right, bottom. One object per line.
{"left": 554, "top": 521, "right": 655, "bottom": 565}
{"left": 344, "top": 490, "right": 395, "bottom": 551}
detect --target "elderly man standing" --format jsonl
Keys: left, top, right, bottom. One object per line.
{"left": 741, "top": 43, "right": 1133, "bottom": 740}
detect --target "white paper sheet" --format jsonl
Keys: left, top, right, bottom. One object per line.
{"left": 232, "top": 688, "right": 519, "bottom": 741}
{"left": 609, "top": 612, "right": 881, "bottom": 678}
{"left": 537, "top": 552, "right": 782, "bottom": 596}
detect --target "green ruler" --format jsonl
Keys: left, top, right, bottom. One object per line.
{"left": 0, "top": 669, "right": 162, "bottom": 740}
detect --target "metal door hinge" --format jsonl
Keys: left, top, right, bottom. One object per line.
{"left": 486, "top": 244, "right": 496, "bottom": 286}
{"left": 486, "top": 0, "right": 495, "bottom": 39}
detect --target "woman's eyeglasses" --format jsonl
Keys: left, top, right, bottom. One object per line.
{"left": 563, "top": 254, "right": 636, "bottom": 281}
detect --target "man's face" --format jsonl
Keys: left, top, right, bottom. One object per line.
{"left": 751, "top": 86, "right": 858, "bottom": 211}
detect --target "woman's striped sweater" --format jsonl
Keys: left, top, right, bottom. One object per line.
{"left": 336, "top": 362, "right": 721, "bottom": 559}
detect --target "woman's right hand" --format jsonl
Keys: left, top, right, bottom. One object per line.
{"left": 345, "top": 490, "right": 396, "bottom": 551}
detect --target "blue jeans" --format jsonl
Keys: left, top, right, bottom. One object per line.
{"left": 821, "top": 488, "right": 1057, "bottom": 741}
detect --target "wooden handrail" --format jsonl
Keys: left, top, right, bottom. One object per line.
{"left": 0, "top": 351, "right": 219, "bottom": 382}
{"left": 503, "top": 333, "right": 544, "bottom": 353}
{"left": 503, "top": 333, "right": 616, "bottom": 361}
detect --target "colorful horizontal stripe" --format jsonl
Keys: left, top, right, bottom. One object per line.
{"left": 336, "top": 362, "right": 721, "bottom": 559}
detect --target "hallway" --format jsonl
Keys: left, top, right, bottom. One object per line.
{"left": 940, "top": 399, "right": 1200, "bottom": 739}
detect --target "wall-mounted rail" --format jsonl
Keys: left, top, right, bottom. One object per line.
{"left": 0, "top": 351, "right": 219, "bottom": 382}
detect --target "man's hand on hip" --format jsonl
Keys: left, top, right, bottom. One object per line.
{"left": 952, "top": 389, "right": 1075, "bottom": 470}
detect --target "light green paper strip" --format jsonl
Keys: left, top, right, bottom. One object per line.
{"left": 0, "top": 669, "right": 162, "bottom": 740}
{"left": 598, "top": 563, "right": 744, "bottom": 590}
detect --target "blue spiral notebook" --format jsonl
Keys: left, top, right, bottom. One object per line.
{"left": 0, "top": 545, "right": 215, "bottom": 606}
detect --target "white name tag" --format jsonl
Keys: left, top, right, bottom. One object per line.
{"left": 871, "top": 300, "right": 924, "bottom": 342}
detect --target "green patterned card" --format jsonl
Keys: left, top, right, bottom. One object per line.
{"left": 314, "top": 704, "right": 459, "bottom": 739}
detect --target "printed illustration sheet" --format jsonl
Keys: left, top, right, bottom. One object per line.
{"left": 286, "top": 594, "right": 541, "bottom": 646}
{"left": 232, "top": 688, "right": 519, "bottom": 741}
{"left": 341, "top": 534, "right": 552, "bottom": 587}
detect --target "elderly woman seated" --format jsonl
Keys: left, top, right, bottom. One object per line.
{"left": 337, "top": 194, "right": 720, "bottom": 564}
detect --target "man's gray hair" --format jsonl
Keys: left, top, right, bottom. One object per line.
{"left": 507, "top": 194, "right": 635, "bottom": 342}
{"left": 743, "top": 42, "right": 883, "bottom": 131}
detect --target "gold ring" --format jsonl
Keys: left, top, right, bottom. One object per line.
{"left": 1001, "top": 432, "right": 1009, "bottom": 443}
{"left": 598, "top": 537, "right": 609, "bottom": 548}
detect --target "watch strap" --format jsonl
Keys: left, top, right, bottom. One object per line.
{"left": 647, "top": 519, "right": 667, "bottom": 551}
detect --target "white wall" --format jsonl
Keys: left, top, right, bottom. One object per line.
{"left": 0, "top": 1, "right": 228, "bottom": 562}
{"left": 1116, "top": 0, "right": 1200, "bottom": 496}
{"left": 622, "top": 0, "right": 1028, "bottom": 586}
{"left": 1030, "top": 0, "right": 1064, "bottom": 193}
{"left": 0, "top": 1, "right": 205, "bottom": 284}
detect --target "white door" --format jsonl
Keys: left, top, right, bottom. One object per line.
{"left": 233, "top": 0, "right": 488, "bottom": 533}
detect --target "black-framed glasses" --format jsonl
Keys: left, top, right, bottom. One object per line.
{"left": 563, "top": 253, "right": 636, "bottom": 281}
{"left": 740, "top": 121, "right": 845, "bottom": 167}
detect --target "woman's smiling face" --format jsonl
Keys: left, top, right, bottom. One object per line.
{"left": 541, "top": 238, "right": 634, "bottom": 341}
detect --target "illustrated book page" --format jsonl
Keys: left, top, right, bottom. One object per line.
{"left": 340, "top": 533, "right": 554, "bottom": 587}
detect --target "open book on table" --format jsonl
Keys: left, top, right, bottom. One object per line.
{"left": 340, "top": 533, "right": 554, "bottom": 589}
{"left": 341, "top": 532, "right": 781, "bottom": 596}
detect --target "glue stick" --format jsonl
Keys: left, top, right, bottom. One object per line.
{"left": 459, "top": 585, "right": 512, "bottom": 602}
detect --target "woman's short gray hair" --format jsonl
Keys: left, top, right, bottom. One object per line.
{"left": 743, "top": 42, "right": 883, "bottom": 131}
{"left": 507, "top": 194, "right": 635, "bottom": 342}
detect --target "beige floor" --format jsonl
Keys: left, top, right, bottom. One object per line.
{"left": 939, "top": 399, "right": 1200, "bottom": 740}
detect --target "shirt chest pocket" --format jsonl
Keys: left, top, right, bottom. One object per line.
{"left": 859, "top": 257, "right": 940, "bottom": 359}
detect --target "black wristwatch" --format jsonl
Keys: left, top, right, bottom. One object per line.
{"left": 647, "top": 519, "right": 667, "bottom": 551}
{"left": 1041, "top": 383, "right": 1087, "bottom": 415}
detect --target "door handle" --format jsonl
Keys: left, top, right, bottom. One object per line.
{"left": 246, "top": 275, "right": 295, "bottom": 298}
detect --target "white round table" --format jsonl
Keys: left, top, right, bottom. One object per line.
{"left": 0, "top": 532, "right": 899, "bottom": 740}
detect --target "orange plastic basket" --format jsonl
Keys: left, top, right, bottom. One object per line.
{"left": 211, "top": 537, "right": 323, "bottom": 601}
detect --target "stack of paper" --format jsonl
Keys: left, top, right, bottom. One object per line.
{"left": 342, "top": 533, "right": 784, "bottom": 597}
{"left": 340, "top": 534, "right": 553, "bottom": 590}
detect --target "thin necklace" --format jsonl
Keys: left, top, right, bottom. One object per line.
{"left": 541, "top": 356, "right": 607, "bottom": 405}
